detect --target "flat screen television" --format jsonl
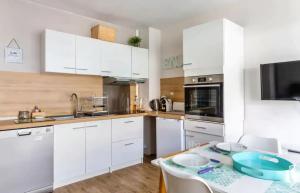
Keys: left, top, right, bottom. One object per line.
{"left": 261, "top": 60, "right": 300, "bottom": 100}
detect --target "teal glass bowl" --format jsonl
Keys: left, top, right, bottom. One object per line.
{"left": 232, "top": 151, "right": 294, "bottom": 181}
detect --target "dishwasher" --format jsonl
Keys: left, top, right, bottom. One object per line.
{"left": 0, "top": 126, "right": 54, "bottom": 193}
{"left": 156, "top": 117, "right": 185, "bottom": 158}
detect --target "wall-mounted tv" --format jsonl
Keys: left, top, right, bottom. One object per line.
{"left": 261, "top": 60, "right": 300, "bottom": 101}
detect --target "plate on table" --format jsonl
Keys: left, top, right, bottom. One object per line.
{"left": 216, "top": 142, "right": 247, "bottom": 153}
{"left": 172, "top": 153, "right": 209, "bottom": 168}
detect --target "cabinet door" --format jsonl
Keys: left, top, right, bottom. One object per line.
{"left": 54, "top": 123, "right": 85, "bottom": 183}
{"left": 112, "top": 138, "right": 143, "bottom": 166}
{"left": 86, "top": 120, "right": 111, "bottom": 174}
{"left": 183, "top": 20, "right": 223, "bottom": 74}
{"left": 112, "top": 117, "right": 143, "bottom": 142}
{"left": 44, "top": 29, "right": 76, "bottom": 74}
{"left": 131, "top": 47, "right": 149, "bottom": 79}
{"left": 101, "top": 41, "right": 132, "bottom": 78}
{"left": 76, "top": 36, "right": 101, "bottom": 75}
{"left": 185, "top": 130, "right": 224, "bottom": 149}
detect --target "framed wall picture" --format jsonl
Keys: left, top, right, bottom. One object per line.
{"left": 4, "top": 38, "right": 23, "bottom": 64}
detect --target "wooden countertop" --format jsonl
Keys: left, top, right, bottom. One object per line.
{"left": 0, "top": 111, "right": 184, "bottom": 131}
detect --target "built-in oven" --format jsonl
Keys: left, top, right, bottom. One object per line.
{"left": 184, "top": 74, "right": 224, "bottom": 123}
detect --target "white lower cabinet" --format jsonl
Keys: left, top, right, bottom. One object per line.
{"left": 54, "top": 117, "right": 144, "bottom": 188}
{"left": 184, "top": 120, "right": 224, "bottom": 149}
{"left": 111, "top": 116, "right": 144, "bottom": 170}
{"left": 86, "top": 120, "right": 111, "bottom": 174}
{"left": 185, "top": 130, "right": 224, "bottom": 149}
{"left": 112, "top": 116, "right": 143, "bottom": 142}
{"left": 54, "top": 123, "right": 86, "bottom": 184}
{"left": 112, "top": 138, "right": 143, "bottom": 167}
{"left": 54, "top": 120, "right": 111, "bottom": 188}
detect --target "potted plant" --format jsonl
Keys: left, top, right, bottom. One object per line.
{"left": 128, "top": 36, "right": 142, "bottom": 47}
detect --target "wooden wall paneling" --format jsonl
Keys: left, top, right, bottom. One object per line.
{"left": 160, "top": 77, "right": 184, "bottom": 102}
{"left": 0, "top": 71, "right": 103, "bottom": 117}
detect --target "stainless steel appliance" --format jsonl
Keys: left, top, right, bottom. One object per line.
{"left": 184, "top": 74, "right": 224, "bottom": 123}
{"left": 159, "top": 96, "right": 173, "bottom": 112}
{"left": 80, "top": 96, "right": 109, "bottom": 116}
{"left": 0, "top": 126, "right": 54, "bottom": 193}
{"left": 14, "top": 117, "right": 54, "bottom": 124}
{"left": 149, "top": 99, "right": 160, "bottom": 111}
{"left": 18, "top": 111, "right": 30, "bottom": 120}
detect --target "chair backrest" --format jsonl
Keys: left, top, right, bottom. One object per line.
{"left": 159, "top": 160, "right": 213, "bottom": 193}
{"left": 238, "top": 134, "right": 282, "bottom": 154}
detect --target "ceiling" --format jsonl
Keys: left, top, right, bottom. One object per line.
{"left": 28, "top": 0, "right": 238, "bottom": 27}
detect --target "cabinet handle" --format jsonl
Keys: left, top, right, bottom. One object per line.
{"left": 73, "top": 126, "right": 85, "bottom": 130}
{"left": 101, "top": 70, "right": 111, "bottom": 73}
{"left": 76, "top": 68, "right": 88, "bottom": 71}
{"left": 185, "top": 135, "right": 194, "bottom": 138}
{"left": 17, "top": 130, "right": 32, "bottom": 136}
{"left": 183, "top": 63, "right": 192, "bottom": 66}
{"left": 195, "top": 126, "right": 207, "bottom": 130}
{"left": 124, "top": 120, "right": 134, "bottom": 123}
{"left": 86, "top": 125, "right": 98, "bottom": 128}
{"left": 64, "top": 67, "right": 75, "bottom": 69}
{"left": 133, "top": 73, "right": 140, "bottom": 75}
{"left": 124, "top": 143, "right": 134, "bottom": 146}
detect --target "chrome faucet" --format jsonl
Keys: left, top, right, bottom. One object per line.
{"left": 70, "top": 93, "right": 80, "bottom": 117}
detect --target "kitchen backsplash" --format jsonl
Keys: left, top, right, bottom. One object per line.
{"left": 160, "top": 77, "right": 184, "bottom": 102}
{"left": 0, "top": 71, "right": 103, "bottom": 117}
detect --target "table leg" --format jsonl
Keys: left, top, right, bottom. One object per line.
{"left": 159, "top": 170, "right": 166, "bottom": 193}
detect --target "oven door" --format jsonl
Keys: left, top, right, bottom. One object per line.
{"left": 184, "top": 83, "right": 223, "bottom": 119}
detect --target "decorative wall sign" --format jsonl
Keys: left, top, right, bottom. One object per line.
{"left": 5, "top": 38, "right": 23, "bottom": 64}
{"left": 162, "top": 55, "right": 183, "bottom": 69}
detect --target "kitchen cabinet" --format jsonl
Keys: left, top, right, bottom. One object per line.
{"left": 111, "top": 116, "right": 144, "bottom": 170}
{"left": 75, "top": 36, "right": 101, "bottom": 75}
{"left": 183, "top": 19, "right": 245, "bottom": 143}
{"left": 101, "top": 41, "right": 132, "bottom": 78}
{"left": 112, "top": 138, "right": 143, "bottom": 166}
{"left": 86, "top": 120, "right": 111, "bottom": 174}
{"left": 54, "top": 120, "right": 112, "bottom": 187}
{"left": 43, "top": 29, "right": 149, "bottom": 79}
{"left": 184, "top": 119, "right": 224, "bottom": 149}
{"left": 184, "top": 119, "right": 224, "bottom": 137}
{"left": 54, "top": 122, "right": 86, "bottom": 183}
{"left": 131, "top": 47, "right": 149, "bottom": 79}
{"left": 111, "top": 116, "right": 143, "bottom": 142}
{"left": 185, "top": 130, "right": 224, "bottom": 149}
{"left": 43, "top": 29, "right": 76, "bottom": 74}
{"left": 156, "top": 118, "right": 185, "bottom": 158}
{"left": 183, "top": 19, "right": 223, "bottom": 76}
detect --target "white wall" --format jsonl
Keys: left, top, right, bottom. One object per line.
{"left": 0, "top": 0, "right": 146, "bottom": 72}
{"left": 161, "top": 0, "right": 300, "bottom": 150}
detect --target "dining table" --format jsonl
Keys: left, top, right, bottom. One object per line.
{"left": 151, "top": 142, "right": 300, "bottom": 193}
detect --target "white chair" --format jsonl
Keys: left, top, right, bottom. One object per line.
{"left": 159, "top": 160, "right": 213, "bottom": 193}
{"left": 238, "top": 134, "right": 282, "bottom": 154}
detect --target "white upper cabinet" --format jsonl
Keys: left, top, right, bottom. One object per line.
{"left": 101, "top": 41, "right": 132, "bottom": 78}
{"left": 131, "top": 47, "right": 149, "bottom": 79}
{"left": 75, "top": 36, "right": 101, "bottom": 75}
{"left": 43, "top": 29, "right": 76, "bottom": 74}
{"left": 183, "top": 19, "right": 224, "bottom": 76}
{"left": 43, "top": 29, "right": 149, "bottom": 79}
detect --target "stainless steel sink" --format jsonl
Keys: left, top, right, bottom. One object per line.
{"left": 48, "top": 115, "right": 75, "bottom": 121}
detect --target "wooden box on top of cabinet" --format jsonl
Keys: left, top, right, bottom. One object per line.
{"left": 91, "top": 25, "right": 116, "bottom": 42}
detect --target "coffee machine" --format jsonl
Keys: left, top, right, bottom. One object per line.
{"left": 159, "top": 96, "right": 172, "bottom": 112}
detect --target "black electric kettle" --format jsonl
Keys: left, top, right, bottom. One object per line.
{"left": 149, "top": 99, "right": 160, "bottom": 111}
